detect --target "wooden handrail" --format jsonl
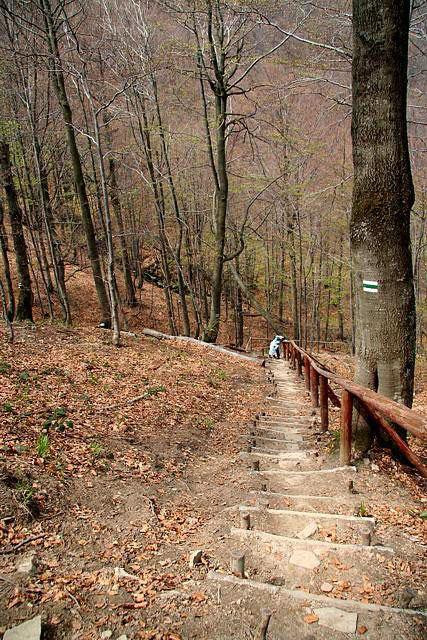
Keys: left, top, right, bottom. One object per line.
{"left": 283, "top": 340, "right": 427, "bottom": 478}
{"left": 288, "top": 340, "right": 427, "bottom": 441}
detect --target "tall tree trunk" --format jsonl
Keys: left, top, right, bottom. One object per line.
{"left": 234, "top": 256, "right": 244, "bottom": 347}
{"left": 350, "top": 0, "right": 416, "bottom": 452}
{"left": 31, "top": 127, "right": 70, "bottom": 324}
{"left": 151, "top": 75, "right": 191, "bottom": 336}
{"left": 0, "top": 142, "right": 33, "bottom": 322}
{"left": 0, "top": 198, "right": 15, "bottom": 320}
{"left": 337, "top": 235, "right": 344, "bottom": 341}
{"left": 92, "top": 107, "right": 121, "bottom": 347}
{"left": 107, "top": 151, "right": 137, "bottom": 308}
{"left": 41, "top": 0, "right": 110, "bottom": 324}
{"left": 203, "top": 93, "right": 228, "bottom": 343}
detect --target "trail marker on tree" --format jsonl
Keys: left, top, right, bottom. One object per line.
{"left": 362, "top": 280, "right": 379, "bottom": 294}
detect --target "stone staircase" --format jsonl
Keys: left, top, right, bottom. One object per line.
{"left": 205, "top": 359, "right": 426, "bottom": 639}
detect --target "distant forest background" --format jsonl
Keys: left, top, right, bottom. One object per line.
{"left": 0, "top": 0, "right": 425, "bottom": 349}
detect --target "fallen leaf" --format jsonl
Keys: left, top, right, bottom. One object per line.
{"left": 304, "top": 613, "right": 319, "bottom": 624}
{"left": 190, "top": 591, "right": 207, "bottom": 602}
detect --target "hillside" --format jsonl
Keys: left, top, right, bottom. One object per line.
{"left": 0, "top": 318, "right": 268, "bottom": 638}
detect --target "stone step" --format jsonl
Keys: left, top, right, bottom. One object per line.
{"left": 252, "top": 426, "right": 306, "bottom": 440}
{"left": 259, "top": 416, "right": 311, "bottom": 425}
{"left": 237, "top": 505, "right": 375, "bottom": 546}
{"left": 250, "top": 448, "right": 310, "bottom": 460}
{"left": 207, "top": 571, "right": 427, "bottom": 638}
{"left": 260, "top": 467, "right": 357, "bottom": 496}
{"left": 266, "top": 398, "right": 305, "bottom": 406}
{"left": 248, "top": 490, "right": 362, "bottom": 516}
{"left": 228, "top": 528, "right": 403, "bottom": 606}
{"left": 249, "top": 436, "right": 308, "bottom": 451}
{"left": 245, "top": 455, "right": 324, "bottom": 474}
{"left": 231, "top": 526, "right": 392, "bottom": 555}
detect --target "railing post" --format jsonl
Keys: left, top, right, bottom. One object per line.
{"left": 304, "top": 357, "right": 311, "bottom": 392}
{"left": 319, "top": 375, "right": 329, "bottom": 431}
{"left": 310, "top": 367, "right": 319, "bottom": 407}
{"left": 296, "top": 351, "right": 302, "bottom": 377}
{"left": 340, "top": 390, "right": 353, "bottom": 465}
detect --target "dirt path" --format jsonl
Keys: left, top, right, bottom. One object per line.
{"left": 183, "top": 359, "right": 426, "bottom": 639}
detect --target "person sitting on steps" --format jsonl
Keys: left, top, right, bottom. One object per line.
{"left": 269, "top": 335, "right": 284, "bottom": 358}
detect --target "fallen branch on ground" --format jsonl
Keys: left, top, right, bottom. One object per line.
{"left": 1, "top": 533, "right": 46, "bottom": 554}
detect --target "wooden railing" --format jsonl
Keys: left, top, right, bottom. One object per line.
{"left": 282, "top": 340, "right": 427, "bottom": 478}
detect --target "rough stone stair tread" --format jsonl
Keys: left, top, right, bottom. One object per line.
{"left": 239, "top": 504, "right": 375, "bottom": 525}
{"left": 207, "top": 571, "right": 427, "bottom": 617}
{"left": 231, "top": 526, "right": 394, "bottom": 554}
{"left": 250, "top": 489, "right": 361, "bottom": 502}
{"left": 263, "top": 466, "right": 356, "bottom": 475}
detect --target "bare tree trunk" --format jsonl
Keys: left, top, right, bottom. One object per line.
{"left": 350, "top": 0, "right": 416, "bottom": 452}
{"left": 324, "top": 263, "right": 332, "bottom": 343}
{"left": 0, "top": 198, "right": 15, "bottom": 320}
{"left": 31, "top": 125, "right": 71, "bottom": 324}
{"left": 107, "top": 152, "right": 137, "bottom": 308}
{"left": 133, "top": 92, "right": 177, "bottom": 334}
{"left": 0, "top": 141, "right": 33, "bottom": 322}
{"left": 0, "top": 278, "right": 14, "bottom": 342}
{"left": 337, "top": 236, "right": 344, "bottom": 341}
{"left": 89, "top": 100, "right": 121, "bottom": 346}
{"left": 41, "top": 0, "right": 110, "bottom": 324}
{"left": 234, "top": 257, "right": 244, "bottom": 347}
{"left": 151, "top": 75, "right": 191, "bottom": 336}
{"left": 203, "top": 92, "right": 228, "bottom": 343}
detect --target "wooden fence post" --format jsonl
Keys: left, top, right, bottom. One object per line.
{"left": 296, "top": 352, "right": 302, "bottom": 377}
{"left": 319, "top": 375, "right": 329, "bottom": 431}
{"left": 304, "top": 357, "right": 311, "bottom": 392}
{"left": 310, "top": 367, "right": 319, "bottom": 407}
{"left": 340, "top": 390, "right": 353, "bottom": 465}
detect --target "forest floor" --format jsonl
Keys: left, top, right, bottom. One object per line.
{"left": 0, "top": 322, "right": 267, "bottom": 639}
{"left": 0, "top": 272, "right": 426, "bottom": 639}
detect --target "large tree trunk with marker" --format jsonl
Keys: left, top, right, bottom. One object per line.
{"left": 350, "top": 0, "right": 416, "bottom": 453}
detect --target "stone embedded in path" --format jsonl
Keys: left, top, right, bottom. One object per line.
{"left": 289, "top": 549, "right": 320, "bottom": 569}
{"left": 114, "top": 567, "right": 139, "bottom": 580}
{"left": 3, "top": 615, "right": 41, "bottom": 640}
{"left": 313, "top": 607, "right": 358, "bottom": 633}
{"left": 189, "top": 549, "right": 203, "bottom": 567}
{"left": 16, "top": 553, "right": 37, "bottom": 574}
{"left": 296, "top": 521, "right": 318, "bottom": 540}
